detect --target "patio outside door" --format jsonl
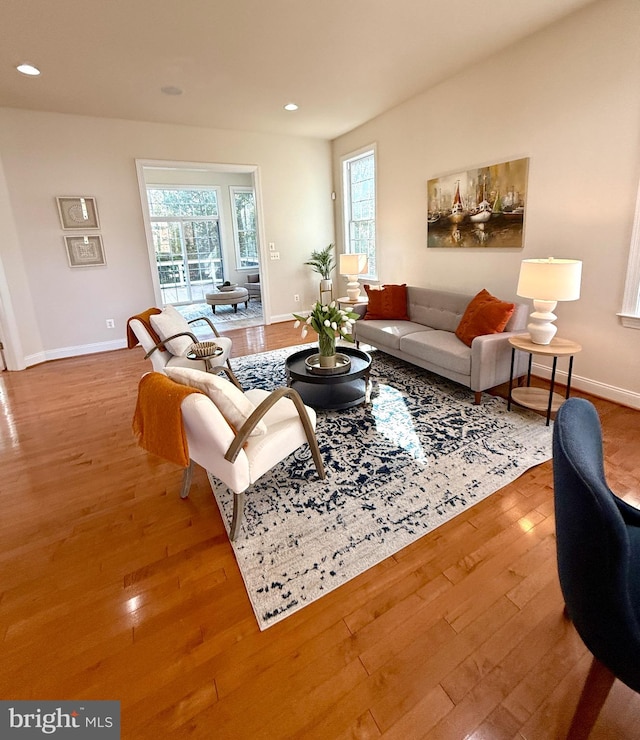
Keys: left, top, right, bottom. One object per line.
{"left": 146, "top": 186, "right": 224, "bottom": 306}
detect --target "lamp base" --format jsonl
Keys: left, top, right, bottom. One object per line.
{"left": 527, "top": 299, "right": 558, "bottom": 345}
{"left": 346, "top": 276, "right": 361, "bottom": 301}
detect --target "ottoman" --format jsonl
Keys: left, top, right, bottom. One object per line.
{"left": 205, "top": 287, "right": 249, "bottom": 313}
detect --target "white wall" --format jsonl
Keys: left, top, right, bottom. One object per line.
{"left": 332, "top": 0, "right": 640, "bottom": 408}
{"left": 0, "top": 110, "right": 334, "bottom": 366}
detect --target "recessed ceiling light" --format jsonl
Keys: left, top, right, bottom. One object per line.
{"left": 16, "top": 63, "right": 41, "bottom": 76}
{"left": 161, "top": 86, "right": 183, "bottom": 96}
{"left": 284, "top": 103, "right": 298, "bottom": 111}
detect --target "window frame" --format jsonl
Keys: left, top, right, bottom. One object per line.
{"left": 230, "top": 185, "right": 259, "bottom": 272}
{"left": 618, "top": 177, "right": 640, "bottom": 328}
{"left": 341, "top": 144, "right": 377, "bottom": 280}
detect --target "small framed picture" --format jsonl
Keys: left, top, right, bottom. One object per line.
{"left": 64, "top": 235, "right": 106, "bottom": 268}
{"left": 56, "top": 196, "right": 100, "bottom": 230}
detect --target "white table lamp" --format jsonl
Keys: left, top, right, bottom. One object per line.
{"left": 516, "top": 257, "right": 582, "bottom": 345}
{"left": 339, "top": 253, "right": 368, "bottom": 300}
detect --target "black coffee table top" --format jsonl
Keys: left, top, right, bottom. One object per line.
{"left": 286, "top": 345, "right": 372, "bottom": 385}
{"left": 285, "top": 345, "right": 372, "bottom": 410}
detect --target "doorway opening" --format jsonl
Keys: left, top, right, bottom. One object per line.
{"left": 136, "top": 160, "right": 267, "bottom": 330}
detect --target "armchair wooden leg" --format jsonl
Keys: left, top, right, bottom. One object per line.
{"left": 566, "top": 657, "right": 615, "bottom": 740}
{"left": 474, "top": 391, "right": 482, "bottom": 405}
{"left": 307, "top": 432, "right": 326, "bottom": 480}
{"left": 180, "top": 460, "right": 194, "bottom": 499}
{"left": 230, "top": 490, "right": 245, "bottom": 541}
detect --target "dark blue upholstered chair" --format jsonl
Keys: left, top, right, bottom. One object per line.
{"left": 553, "top": 398, "right": 640, "bottom": 738}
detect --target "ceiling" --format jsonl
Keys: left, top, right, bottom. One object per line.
{"left": 0, "top": 0, "right": 595, "bottom": 140}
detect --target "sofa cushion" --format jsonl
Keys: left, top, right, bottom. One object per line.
{"left": 454, "top": 289, "right": 515, "bottom": 348}
{"left": 406, "top": 287, "right": 469, "bottom": 332}
{"left": 400, "top": 330, "right": 472, "bottom": 376}
{"left": 354, "top": 319, "right": 431, "bottom": 351}
{"left": 364, "top": 284, "right": 410, "bottom": 320}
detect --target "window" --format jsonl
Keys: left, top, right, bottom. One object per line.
{"left": 342, "top": 146, "right": 376, "bottom": 278}
{"left": 231, "top": 187, "right": 259, "bottom": 269}
{"left": 619, "top": 178, "right": 640, "bottom": 328}
{"left": 146, "top": 186, "right": 224, "bottom": 305}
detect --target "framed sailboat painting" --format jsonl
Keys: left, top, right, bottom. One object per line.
{"left": 427, "top": 157, "right": 529, "bottom": 248}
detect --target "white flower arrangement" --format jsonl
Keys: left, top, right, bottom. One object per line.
{"left": 293, "top": 301, "right": 359, "bottom": 356}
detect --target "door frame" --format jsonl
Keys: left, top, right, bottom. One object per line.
{"left": 135, "top": 158, "right": 270, "bottom": 322}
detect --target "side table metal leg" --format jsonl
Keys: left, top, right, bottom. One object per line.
{"left": 508, "top": 347, "right": 516, "bottom": 411}
{"left": 546, "top": 356, "right": 558, "bottom": 426}
{"left": 565, "top": 355, "right": 575, "bottom": 398}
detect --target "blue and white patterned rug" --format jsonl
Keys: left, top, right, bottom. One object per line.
{"left": 209, "top": 345, "right": 553, "bottom": 630}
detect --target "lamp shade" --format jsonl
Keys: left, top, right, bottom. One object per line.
{"left": 516, "top": 258, "right": 582, "bottom": 302}
{"left": 339, "top": 253, "right": 368, "bottom": 276}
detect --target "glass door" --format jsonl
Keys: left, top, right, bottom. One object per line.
{"left": 146, "top": 186, "right": 223, "bottom": 305}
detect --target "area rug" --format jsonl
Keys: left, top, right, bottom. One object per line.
{"left": 209, "top": 346, "right": 553, "bottom": 630}
{"left": 177, "top": 300, "right": 264, "bottom": 328}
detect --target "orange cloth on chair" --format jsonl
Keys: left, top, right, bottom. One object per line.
{"left": 132, "top": 372, "right": 204, "bottom": 467}
{"left": 127, "top": 307, "right": 163, "bottom": 349}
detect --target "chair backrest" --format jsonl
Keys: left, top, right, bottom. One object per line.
{"left": 129, "top": 318, "right": 173, "bottom": 373}
{"left": 553, "top": 398, "right": 640, "bottom": 692}
{"left": 180, "top": 392, "right": 252, "bottom": 493}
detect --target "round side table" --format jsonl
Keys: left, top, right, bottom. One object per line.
{"left": 186, "top": 345, "right": 223, "bottom": 373}
{"left": 507, "top": 334, "right": 582, "bottom": 426}
{"left": 336, "top": 296, "right": 369, "bottom": 310}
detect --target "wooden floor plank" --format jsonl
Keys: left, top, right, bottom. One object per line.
{"left": 1, "top": 320, "right": 639, "bottom": 738}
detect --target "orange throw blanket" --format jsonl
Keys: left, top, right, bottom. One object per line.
{"left": 127, "top": 307, "right": 163, "bottom": 350}
{"left": 132, "top": 373, "right": 204, "bottom": 467}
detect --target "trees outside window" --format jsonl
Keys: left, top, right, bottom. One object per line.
{"left": 231, "top": 187, "right": 259, "bottom": 269}
{"left": 146, "top": 186, "right": 223, "bottom": 305}
{"left": 342, "top": 147, "right": 376, "bottom": 279}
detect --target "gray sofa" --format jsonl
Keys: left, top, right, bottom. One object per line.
{"left": 353, "top": 286, "right": 529, "bottom": 403}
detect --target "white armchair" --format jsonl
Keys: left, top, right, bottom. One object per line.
{"left": 127, "top": 305, "right": 232, "bottom": 374}
{"left": 134, "top": 367, "right": 325, "bottom": 540}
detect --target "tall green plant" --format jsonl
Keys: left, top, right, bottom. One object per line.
{"left": 304, "top": 244, "right": 335, "bottom": 280}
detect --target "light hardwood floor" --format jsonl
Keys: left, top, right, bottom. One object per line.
{"left": 1, "top": 321, "right": 639, "bottom": 739}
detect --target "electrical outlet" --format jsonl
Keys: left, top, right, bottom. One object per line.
{"left": 106, "top": 319, "right": 115, "bottom": 329}
{"left": 294, "top": 294, "right": 300, "bottom": 302}
{"left": 270, "top": 251, "right": 280, "bottom": 261}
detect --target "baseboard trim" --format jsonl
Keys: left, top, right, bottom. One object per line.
{"left": 24, "top": 338, "right": 128, "bottom": 367}
{"left": 270, "top": 313, "right": 294, "bottom": 325}
{"left": 531, "top": 361, "right": 640, "bottom": 410}
{"left": 17, "top": 340, "right": 640, "bottom": 411}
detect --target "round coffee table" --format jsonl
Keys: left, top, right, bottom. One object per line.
{"left": 285, "top": 345, "right": 372, "bottom": 410}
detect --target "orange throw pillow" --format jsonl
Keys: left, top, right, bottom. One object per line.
{"left": 364, "top": 284, "right": 410, "bottom": 320}
{"left": 455, "top": 289, "right": 515, "bottom": 347}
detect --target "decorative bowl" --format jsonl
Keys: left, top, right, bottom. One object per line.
{"left": 188, "top": 341, "right": 219, "bottom": 358}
